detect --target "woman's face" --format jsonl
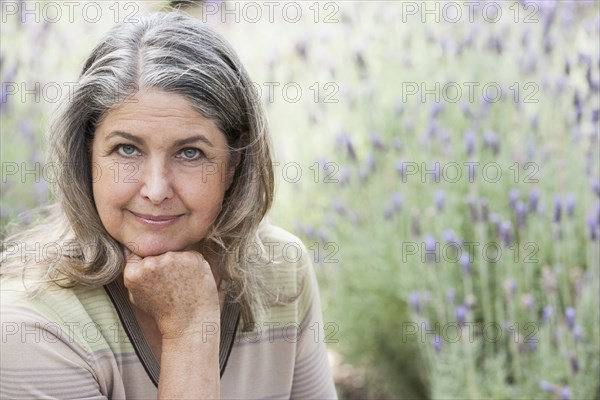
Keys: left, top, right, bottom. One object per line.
{"left": 91, "top": 89, "right": 235, "bottom": 257}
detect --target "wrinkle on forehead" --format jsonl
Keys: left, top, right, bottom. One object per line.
{"left": 94, "top": 89, "right": 228, "bottom": 151}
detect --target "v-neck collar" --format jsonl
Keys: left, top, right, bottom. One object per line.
{"left": 104, "top": 278, "right": 240, "bottom": 386}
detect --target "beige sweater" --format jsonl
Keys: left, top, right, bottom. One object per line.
{"left": 1, "top": 226, "right": 337, "bottom": 399}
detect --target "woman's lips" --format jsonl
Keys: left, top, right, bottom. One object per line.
{"left": 129, "top": 210, "right": 183, "bottom": 227}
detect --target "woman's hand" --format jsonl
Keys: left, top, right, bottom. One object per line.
{"left": 123, "top": 249, "right": 221, "bottom": 339}
{"left": 123, "top": 248, "right": 222, "bottom": 399}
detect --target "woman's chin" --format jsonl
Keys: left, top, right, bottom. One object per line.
{"left": 123, "top": 243, "right": 186, "bottom": 258}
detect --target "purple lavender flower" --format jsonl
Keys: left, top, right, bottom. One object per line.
{"left": 530, "top": 114, "right": 539, "bottom": 131}
{"left": 345, "top": 143, "right": 357, "bottom": 163}
{"left": 335, "top": 133, "right": 357, "bottom": 162}
{"left": 424, "top": 234, "right": 437, "bottom": 263}
{"left": 408, "top": 291, "right": 421, "bottom": 313}
{"left": 587, "top": 214, "right": 598, "bottom": 241}
{"left": 542, "top": 306, "right": 553, "bottom": 324}
{"left": 570, "top": 354, "right": 580, "bottom": 373}
{"left": 411, "top": 214, "right": 421, "bottom": 237}
{"left": 573, "top": 91, "right": 583, "bottom": 124}
{"left": 339, "top": 166, "right": 351, "bottom": 186}
{"left": 528, "top": 189, "right": 540, "bottom": 212}
{"left": 480, "top": 198, "right": 489, "bottom": 222}
{"left": 395, "top": 159, "right": 405, "bottom": 178}
{"left": 573, "top": 325, "right": 583, "bottom": 342}
{"left": 432, "top": 335, "right": 443, "bottom": 352}
{"left": 391, "top": 192, "right": 402, "bottom": 212}
{"left": 430, "top": 102, "right": 444, "bottom": 118}
{"left": 565, "top": 307, "right": 575, "bottom": 330}
{"left": 490, "top": 213, "right": 500, "bottom": 233}
{"left": 466, "top": 197, "right": 479, "bottom": 223}
{"left": 500, "top": 220, "right": 513, "bottom": 245}
{"left": 586, "top": 65, "right": 600, "bottom": 92}
{"left": 560, "top": 387, "right": 571, "bottom": 400}
{"left": 459, "top": 253, "right": 471, "bottom": 275}
{"left": 553, "top": 195, "right": 562, "bottom": 223}
{"left": 525, "top": 340, "right": 538, "bottom": 352}
{"left": 442, "top": 229, "right": 456, "bottom": 244}
{"left": 504, "top": 278, "right": 517, "bottom": 298}
{"left": 464, "top": 130, "right": 476, "bottom": 156}
{"left": 566, "top": 195, "right": 575, "bottom": 218}
{"left": 509, "top": 188, "right": 520, "bottom": 209}
{"left": 295, "top": 38, "right": 307, "bottom": 60}
{"left": 383, "top": 206, "right": 394, "bottom": 221}
{"left": 516, "top": 201, "right": 527, "bottom": 227}
{"left": 483, "top": 131, "right": 500, "bottom": 156}
{"left": 460, "top": 101, "right": 473, "bottom": 119}
{"left": 426, "top": 121, "right": 438, "bottom": 141}
{"left": 438, "top": 129, "right": 451, "bottom": 152}
{"left": 455, "top": 304, "right": 467, "bottom": 326}
{"left": 521, "top": 293, "right": 535, "bottom": 311}
{"left": 435, "top": 190, "right": 445, "bottom": 212}
{"left": 317, "top": 227, "right": 330, "bottom": 243}
{"left": 369, "top": 132, "right": 385, "bottom": 152}
{"left": 294, "top": 222, "right": 316, "bottom": 239}
{"left": 365, "top": 154, "right": 376, "bottom": 173}
{"left": 539, "top": 380, "right": 555, "bottom": 393}
{"left": 333, "top": 199, "right": 346, "bottom": 216}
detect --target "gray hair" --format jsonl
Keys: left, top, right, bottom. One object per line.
{"left": 1, "top": 12, "right": 276, "bottom": 331}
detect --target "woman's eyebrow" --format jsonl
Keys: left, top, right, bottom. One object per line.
{"left": 173, "top": 135, "right": 214, "bottom": 148}
{"left": 105, "top": 130, "right": 144, "bottom": 145}
{"left": 105, "top": 131, "right": 214, "bottom": 148}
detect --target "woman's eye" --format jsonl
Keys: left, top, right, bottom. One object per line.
{"left": 179, "top": 148, "right": 203, "bottom": 160}
{"left": 117, "top": 144, "right": 139, "bottom": 157}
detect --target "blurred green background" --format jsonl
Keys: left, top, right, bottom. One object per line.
{"left": 1, "top": 1, "right": 599, "bottom": 399}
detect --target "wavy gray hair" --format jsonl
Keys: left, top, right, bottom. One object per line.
{"left": 1, "top": 12, "right": 275, "bottom": 331}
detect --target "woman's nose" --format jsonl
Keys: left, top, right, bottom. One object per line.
{"left": 139, "top": 159, "right": 174, "bottom": 204}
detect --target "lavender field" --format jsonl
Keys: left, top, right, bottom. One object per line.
{"left": 2, "top": 1, "right": 599, "bottom": 399}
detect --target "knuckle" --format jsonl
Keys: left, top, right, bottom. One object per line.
{"left": 161, "top": 252, "right": 177, "bottom": 265}
{"left": 123, "top": 266, "right": 140, "bottom": 286}
{"left": 143, "top": 257, "right": 158, "bottom": 270}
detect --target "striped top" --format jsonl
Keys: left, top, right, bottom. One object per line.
{"left": 0, "top": 225, "right": 337, "bottom": 399}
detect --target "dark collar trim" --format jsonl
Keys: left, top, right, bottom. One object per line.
{"left": 104, "top": 278, "right": 240, "bottom": 386}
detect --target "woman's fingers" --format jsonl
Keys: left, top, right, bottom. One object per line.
{"left": 122, "top": 250, "right": 220, "bottom": 338}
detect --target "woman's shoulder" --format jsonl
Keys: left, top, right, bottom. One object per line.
{"left": 1, "top": 277, "right": 124, "bottom": 353}
{"left": 257, "top": 222, "right": 312, "bottom": 267}
{"left": 253, "top": 222, "right": 321, "bottom": 317}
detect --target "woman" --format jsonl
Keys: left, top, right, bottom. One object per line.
{"left": 1, "top": 12, "right": 336, "bottom": 399}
